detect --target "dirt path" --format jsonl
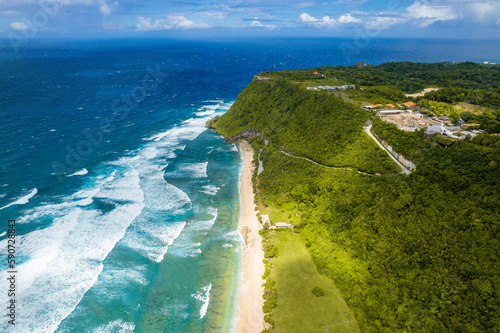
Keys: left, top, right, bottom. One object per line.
{"left": 278, "top": 150, "right": 375, "bottom": 176}
{"left": 405, "top": 87, "right": 439, "bottom": 98}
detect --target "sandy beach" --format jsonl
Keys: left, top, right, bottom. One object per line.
{"left": 236, "top": 140, "right": 265, "bottom": 333}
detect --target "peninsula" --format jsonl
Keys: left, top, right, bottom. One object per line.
{"left": 209, "top": 61, "right": 500, "bottom": 332}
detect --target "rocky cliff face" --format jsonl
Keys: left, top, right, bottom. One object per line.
{"left": 373, "top": 132, "right": 416, "bottom": 171}
{"left": 224, "top": 128, "right": 261, "bottom": 142}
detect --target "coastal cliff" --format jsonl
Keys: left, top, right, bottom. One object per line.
{"left": 208, "top": 63, "right": 500, "bottom": 333}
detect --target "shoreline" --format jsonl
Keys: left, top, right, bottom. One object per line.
{"left": 236, "top": 140, "right": 265, "bottom": 333}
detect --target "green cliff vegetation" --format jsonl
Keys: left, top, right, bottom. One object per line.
{"left": 209, "top": 78, "right": 400, "bottom": 174}
{"left": 261, "top": 61, "right": 500, "bottom": 94}
{"left": 210, "top": 62, "right": 500, "bottom": 332}
{"left": 256, "top": 61, "right": 500, "bottom": 132}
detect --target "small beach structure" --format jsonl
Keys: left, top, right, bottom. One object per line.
{"left": 313, "top": 71, "right": 320, "bottom": 76}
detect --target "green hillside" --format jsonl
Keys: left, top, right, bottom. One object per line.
{"left": 209, "top": 78, "right": 399, "bottom": 174}
{"left": 209, "top": 62, "right": 500, "bottom": 332}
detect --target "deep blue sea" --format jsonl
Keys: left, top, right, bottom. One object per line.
{"left": 0, "top": 38, "right": 498, "bottom": 332}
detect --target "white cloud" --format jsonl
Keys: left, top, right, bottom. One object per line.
{"left": 97, "top": 0, "right": 115, "bottom": 16}
{"left": 196, "top": 5, "right": 263, "bottom": 19}
{"left": 299, "top": 10, "right": 405, "bottom": 31}
{"left": 250, "top": 20, "right": 277, "bottom": 29}
{"left": 10, "top": 21, "right": 28, "bottom": 30}
{"left": 339, "top": 14, "right": 361, "bottom": 24}
{"left": 136, "top": 15, "right": 211, "bottom": 31}
{"left": 365, "top": 17, "right": 402, "bottom": 30}
{"left": 298, "top": 13, "right": 337, "bottom": 28}
{"left": 470, "top": 2, "right": 500, "bottom": 24}
{"left": 197, "top": 11, "right": 228, "bottom": 19}
{"left": 46, "top": 0, "right": 93, "bottom": 4}
{"left": 293, "top": 2, "right": 317, "bottom": 8}
{"left": 299, "top": 13, "right": 318, "bottom": 23}
{"left": 41, "top": 0, "right": 118, "bottom": 15}
{"left": 406, "top": 1, "right": 456, "bottom": 26}
{"left": 2, "top": 10, "right": 22, "bottom": 16}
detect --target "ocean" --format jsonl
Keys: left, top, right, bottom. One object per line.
{"left": 0, "top": 37, "right": 498, "bottom": 332}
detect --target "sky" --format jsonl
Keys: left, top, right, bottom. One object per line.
{"left": 1, "top": 0, "right": 499, "bottom": 39}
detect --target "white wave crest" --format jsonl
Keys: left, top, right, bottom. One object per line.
{"left": 0, "top": 169, "right": 145, "bottom": 333}
{"left": 200, "top": 184, "right": 220, "bottom": 195}
{"left": 0, "top": 188, "right": 37, "bottom": 210}
{"left": 165, "top": 162, "right": 208, "bottom": 178}
{"left": 93, "top": 319, "right": 135, "bottom": 333}
{"left": 191, "top": 283, "right": 212, "bottom": 319}
{"left": 68, "top": 168, "right": 88, "bottom": 177}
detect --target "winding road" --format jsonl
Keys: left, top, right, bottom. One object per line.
{"left": 363, "top": 124, "right": 411, "bottom": 175}
{"left": 272, "top": 125, "right": 411, "bottom": 176}
{"left": 278, "top": 150, "right": 375, "bottom": 176}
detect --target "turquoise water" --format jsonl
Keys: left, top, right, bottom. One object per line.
{"left": 54, "top": 123, "right": 244, "bottom": 332}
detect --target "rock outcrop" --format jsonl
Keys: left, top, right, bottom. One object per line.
{"left": 224, "top": 128, "right": 261, "bottom": 142}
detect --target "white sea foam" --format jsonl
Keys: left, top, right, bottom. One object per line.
{"left": 143, "top": 113, "right": 213, "bottom": 146}
{"left": 182, "top": 118, "right": 195, "bottom": 124}
{"left": 143, "top": 147, "right": 158, "bottom": 159}
{"left": 169, "top": 208, "right": 217, "bottom": 258}
{"left": 200, "top": 184, "right": 220, "bottom": 195}
{"left": 15, "top": 209, "right": 82, "bottom": 295}
{"left": 195, "top": 207, "right": 218, "bottom": 235}
{"left": 0, "top": 169, "right": 145, "bottom": 333}
{"left": 68, "top": 168, "right": 88, "bottom": 177}
{"left": 143, "top": 131, "right": 168, "bottom": 142}
{"left": 0, "top": 231, "right": 6, "bottom": 238}
{"left": 175, "top": 241, "right": 203, "bottom": 257}
{"left": 223, "top": 230, "right": 245, "bottom": 243}
{"left": 146, "top": 222, "right": 186, "bottom": 262}
{"left": 138, "top": 170, "right": 192, "bottom": 212}
{"left": 105, "top": 170, "right": 117, "bottom": 182}
{"left": 191, "top": 283, "right": 212, "bottom": 319}
{"left": 0, "top": 188, "right": 37, "bottom": 210}
{"left": 93, "top": 319, "right": 135, "bottom": 333}
{"left": 0, "top": 103, "right": 229, "bottom": 331}
{"left": 195, "top": 103, "right": 220, "bottom": 116}
{"left": 195, "top": 110, "right": 216, "bottom": 116}
{"left": 76, "top": 197, "right": 94, "bottom": 206}
{"left": 124, "top": 221, "right": 186, "bottom": 263}
{"left": 16, "top": 171, "right": 116, "bottom": 224}
{"left": 223, "top": 243, "right": 233, "bottom": 248}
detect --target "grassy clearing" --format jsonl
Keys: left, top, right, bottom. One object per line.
{"left": 454, "top": 102, "right": 495, "bottom": 114}
{"left": 330, "top": 91, "right": 370, "bottom": 106}
{"left": 265, "top": 230, "right": 360, "bottom": 333}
